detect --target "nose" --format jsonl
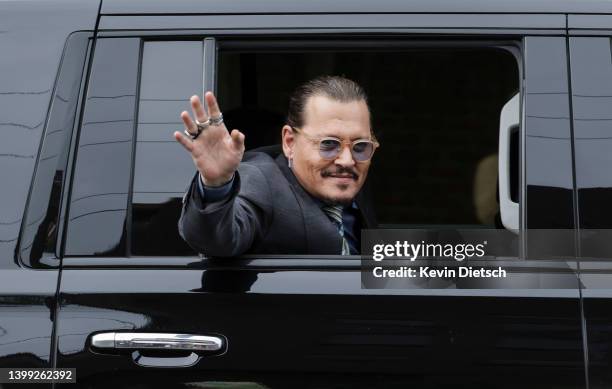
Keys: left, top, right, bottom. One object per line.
{"left": 334, "top": 143, "right": 355, "bottom": 167}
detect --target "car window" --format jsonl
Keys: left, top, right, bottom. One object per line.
{"left": 569, "top": 37, "right": 612, "bottom": 229}
{"left": 18, "top": 32, "right": 90, "bottom": 266}
{"left": 64, "top": 38, "right": 140, "bottom": 256}
{"left": 131, "top": 41, "right": 202, "bottom": 256}
{"left": 65, "top": 38, "right": 525, "bottom": 258}
{"left": 64, "top": 39, "right": 202, "bottom": 257}
{"left": 569, "top": 37, "right": 612, "bottom": 258}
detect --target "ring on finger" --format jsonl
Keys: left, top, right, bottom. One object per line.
{"left": 209, "top": 113, "right": 223, "bottom": 126}
{"left": 195, "top": 118, "right": 211, "bottom": 132}
{"left": 184, "top": 128, "right": 201, "bottom": 140}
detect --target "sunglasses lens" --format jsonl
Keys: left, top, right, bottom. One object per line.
{"left": 317, "top": 139, "right": 375, "bottom": 161}
{"left": 319, "top": 139, "right": 341, "bottom": 159}
{"left": 352, "top": 141, "right": 374, "bottom": 161}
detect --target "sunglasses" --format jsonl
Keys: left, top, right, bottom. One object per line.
{"left": 290, "top": 126, "right": 380, "bottom": 162}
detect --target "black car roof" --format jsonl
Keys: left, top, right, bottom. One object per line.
{"left": 101, "top": 0, "right": 612, "bottom": 15}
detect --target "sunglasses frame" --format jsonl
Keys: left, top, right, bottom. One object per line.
{"left": 289, "top": 126, "right": 380, "bottom": 162}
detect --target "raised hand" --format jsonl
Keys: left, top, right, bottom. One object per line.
{"left": 174, "top": 92, "right": 245, "bottom": 187}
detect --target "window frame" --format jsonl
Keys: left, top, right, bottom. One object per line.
{"left": 58, "top": 33, "right": 530, "bottom": 266}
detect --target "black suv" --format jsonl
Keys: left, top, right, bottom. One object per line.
{"left": 2, "top": 0, "right": 612, "bottom": 388}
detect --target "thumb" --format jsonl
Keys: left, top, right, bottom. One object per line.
{"left": 230, "top": 129, "right": 245, "bottom": 149}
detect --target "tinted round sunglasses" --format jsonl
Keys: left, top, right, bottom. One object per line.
{"left": 290, "top": 126, "right": 380, "bottom": 162}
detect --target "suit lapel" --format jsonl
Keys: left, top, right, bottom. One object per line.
{"left": 275, "top": 155, "right": 342, "bottom": 255}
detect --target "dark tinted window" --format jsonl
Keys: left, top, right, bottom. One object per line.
{"left": 569, "top": 37, "right": 612, "bottom": 229}
{"left": 131, "top": 41, "right": 202, "bottom": 256}
{"left": 19, "top": 32, "right": 90, "bottom": 265}
{"left": 65, "top": 39, "right": 202, "bottom": 257}
{"left": 569, "top": 37, "right": 612, "bottom": 259}
{"left": 65, "top": 38, "right": 140, "bottom": 256}
{"left": 522, "top": 36, "right": 576, "bottom": 259}
{"left": 523, "top": 37, "right": 575, "bottom": 230}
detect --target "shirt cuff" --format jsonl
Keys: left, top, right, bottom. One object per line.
{"left": 197, "top": 174, "right": 235, "bottom": 203}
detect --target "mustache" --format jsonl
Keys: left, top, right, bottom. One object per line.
{"left": 321, "top": 167, "right": 359, "bottom": 180}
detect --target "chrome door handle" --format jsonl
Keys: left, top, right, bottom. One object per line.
{"left": 91, "top": 332, "right": 223, "bottom": 352}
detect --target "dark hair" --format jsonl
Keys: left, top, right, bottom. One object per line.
{"left": 287, "top": 75, "right": 371, "bottom": 130}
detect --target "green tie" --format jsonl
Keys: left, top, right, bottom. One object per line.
{"left": 322, "top": 205, "right": 351, "bottom": 256}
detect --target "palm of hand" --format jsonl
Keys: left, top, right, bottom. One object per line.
{"left": 192, "top": 124, "right": 244, "bottom": 182}
{"left": 173, "top": 92, "right": 246, "bottom": 186}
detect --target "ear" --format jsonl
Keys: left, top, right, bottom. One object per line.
{"left": 281, "top": 125, "right": 296, "bottom": 159}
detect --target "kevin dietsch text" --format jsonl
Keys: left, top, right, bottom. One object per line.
{"left": 370, "top": 240, "right": 507, "bottom": 279}
{"left": 372, "top": 266, "right": 507, "bottom": 279}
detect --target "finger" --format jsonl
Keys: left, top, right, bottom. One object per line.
{"left": 230, "top": 129, "right": 245, "bottom": 149}
{"left": 181, "top": 111, "right": 198, "bottom": 135}
{"left": 190, "top": 95, "right": 208, "bottom": 123}
{"left": 174, "top": 131, "right": 194, "bottom": 153}
{"left": 205, "top": 91, "right": 222, "bottom": 118}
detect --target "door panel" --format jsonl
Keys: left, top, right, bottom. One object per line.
{"left": 56, "top": 263, "right": 584, "bottom": 388}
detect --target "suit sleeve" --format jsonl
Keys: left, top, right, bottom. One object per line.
{"left": 178, "top": 164, "right": 273, "bottom": 257}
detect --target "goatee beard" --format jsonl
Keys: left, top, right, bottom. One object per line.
{"left": 321, "top": 195, "right": 354, "bottom": 207}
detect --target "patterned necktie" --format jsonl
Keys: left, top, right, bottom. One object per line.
{"left": 322, "top": 205, "right": 351, "bottom": 256}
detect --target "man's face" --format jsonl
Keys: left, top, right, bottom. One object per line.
{"left": 282, "top": 95, "right": 373, "bottom": 205}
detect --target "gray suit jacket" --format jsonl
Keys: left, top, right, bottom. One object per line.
{"left": 178, "top": 150, "right": 377, "bottom": 257}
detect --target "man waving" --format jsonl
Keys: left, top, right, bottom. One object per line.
{"left": 174, "top": 76, "right": 379, "bottom": 257}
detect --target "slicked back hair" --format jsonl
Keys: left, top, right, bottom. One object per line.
{"left": 287, "top": 76, "right": 372, "bottom": 133}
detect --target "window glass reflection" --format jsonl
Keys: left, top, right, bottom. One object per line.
{"left": 131, "top": 41, "right": 202, "bottom": 256}
{"left": 65, "top": 38, "right": 140, "bottom": 256}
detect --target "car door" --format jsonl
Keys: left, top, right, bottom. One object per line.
{"left": 54, "top": 10, "right": 586, "bottom": 389}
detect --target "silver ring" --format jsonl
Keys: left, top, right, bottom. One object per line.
{"left": 195, "top": 118, "right": 211, "bottom": 132}
{"left": 184, "top": 128, "right": 200, "bottom": 140}
{"left": 209, "top": 113, "right": 223, "bottom": 126}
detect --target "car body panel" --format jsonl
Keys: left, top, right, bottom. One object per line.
{"left": 56, "top": 264, "right": 585, "bottom": 388}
